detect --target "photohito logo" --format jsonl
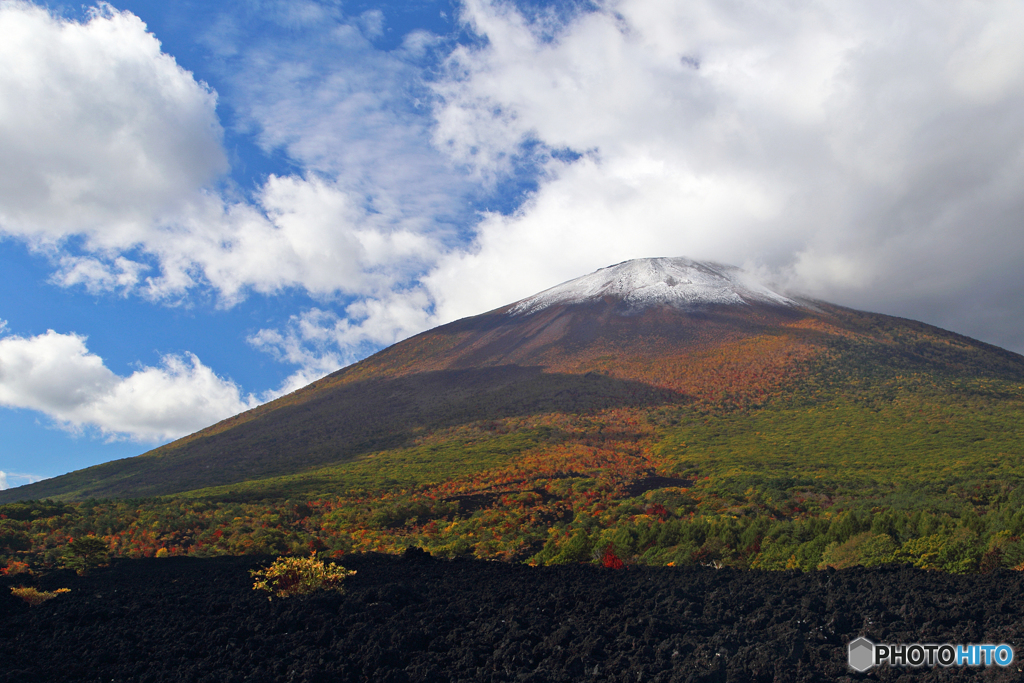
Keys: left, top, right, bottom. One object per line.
{"left": 848, "top": 637, "right": 1014, "bottom": 671}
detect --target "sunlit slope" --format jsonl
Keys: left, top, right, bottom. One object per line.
{"left": 3, "top": 298, "right": 1023, "bottom": 503}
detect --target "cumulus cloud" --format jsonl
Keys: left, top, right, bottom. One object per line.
{"left": 0, "top": 1, "right": 226, "bottom": 246}
{"left": 173, "top": 2, "right": 478, "bottom": 306}
{"left": 0, "top": 2, "right": 465, "bottom": 412}
{"left": 422, "top": 0, "right": 1024, "bottom": 352}
{"left": 0, "top": 2, "right": 460, "bottom": 307}
{"left": 0, "top": 327, "right": 259, "bottom": 441}
{"left": 66, "top": 174, "right": 440, "bottom": 304}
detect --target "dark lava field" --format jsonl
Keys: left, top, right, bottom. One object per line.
{"left": 2, "top": 550, "right": 1022, "bottom": 682}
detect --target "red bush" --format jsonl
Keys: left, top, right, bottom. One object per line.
{"left": 601, "top": 546, "right": 624, "bottom": 569}
{"left": 645, "top": 504, "right": 669, "bottom": 518}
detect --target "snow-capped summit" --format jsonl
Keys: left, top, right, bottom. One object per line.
{"left": 509, "top": 257, "right": 797, "bottom": 315}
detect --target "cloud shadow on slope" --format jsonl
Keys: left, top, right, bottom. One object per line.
{"left": 0, "top": 366, "right": 687, "bottom": 501}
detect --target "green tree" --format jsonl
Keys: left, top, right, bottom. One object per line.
{"left": 62, "top": 536, "right": 109, "bottom": 575}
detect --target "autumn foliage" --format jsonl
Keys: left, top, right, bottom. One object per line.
{"left": 601, "top": 546, "right": 624, "bottom": 569}
{"left": 9, "top": 586, "right": 70, "bottom": 606}
{"left": 250, "top": 554, "right": 355, "bottom": 599}
{"left": 1, "top": 305, "right": 1023, "bottom": 573}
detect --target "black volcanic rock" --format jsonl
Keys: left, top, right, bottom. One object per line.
{"left": 2, "top": 554, "right": 1022, "bottom": 682}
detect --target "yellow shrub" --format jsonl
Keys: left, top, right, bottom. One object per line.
{"left": 250, "top": 553, "right": 355, "bottom": 599}
{"left": 10, "top": 586, "right": 70, "bottom": 606}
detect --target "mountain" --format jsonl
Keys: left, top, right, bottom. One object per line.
{"left": 3, "top": 257, "right": 1024, "bottom": 504}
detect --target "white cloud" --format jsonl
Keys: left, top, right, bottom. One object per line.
{"left": 419, "top": 0, "right": 1024, "bottom": 351}
{"left": 195, "top": 11, "right": 478, "bottom": 306}
{"left": 424, "top": 156, "right": 787, "bottom": 322}
{"left": 52, "top": 255, "right": 148, "bottom": 295}
{"left": 250, "top": 290, "right": 434, "bottom": 398}
{"left": 0, "top": 471, "right": 45, "bottom": 491}
{"left": 0, "top": 2, "right": 458, "bottom": 307}
{"left": 0, "top": 327, "right": 258, "bottom": 441}
{"left": 104, "top": 174, "right": 441, "bottom": 304}
{"left": 36, "top": 169, "right": 443, "bottom": 305}
{"left": 0, "top": 1, "right": 227, "bottom": 247}
{"left": 220, "top": 12, "right": 469, "bottom": 225}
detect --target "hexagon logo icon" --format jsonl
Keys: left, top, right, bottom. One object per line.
{"left": 848, "top": 637, "right": 875, "bottom": 672}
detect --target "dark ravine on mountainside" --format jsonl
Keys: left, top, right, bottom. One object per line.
{"left": 3, "top": 256, "right": 1023, "bottom": 502}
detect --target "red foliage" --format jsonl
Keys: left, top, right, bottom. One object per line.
{"left": 1, "top": 560, "right": 31, "bottom": 576}
{"left": 601, "top": 546, "right": 624, "bottom": 569}
{"left": 644, "top": 504, "right": 669, "bottom": 519}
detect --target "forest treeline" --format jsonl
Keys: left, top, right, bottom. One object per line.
{"left": 5, "top": 474, "right": 1024, "bottom": 575}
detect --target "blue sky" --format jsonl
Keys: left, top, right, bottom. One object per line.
{"left": 2, "top": 0, "right": 1024, "bottom": 489}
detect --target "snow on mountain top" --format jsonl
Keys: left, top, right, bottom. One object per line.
{"left": 509, "top": 257, "right": 798, "bottom": 316}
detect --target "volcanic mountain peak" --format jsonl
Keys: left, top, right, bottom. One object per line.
{"left": 508, "top": 257, "right": 798, "bottom": 315}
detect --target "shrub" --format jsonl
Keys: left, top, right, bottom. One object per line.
{"left": 550, "top": 531, "right": 592, "bottom": 564}
{"left": 601, "top": 545, "right": 624, "bottom": 569}
{"left": 818, "top": 532, "right": 897, "bottom": 569}
{"left": 893, "top": 534, "right": 963, "bottom": 571}
{"left": 250, "top": 553, "right": 356, "bottom": 599}
{"left": 1, "top": 560, "right": 32, "bottom": 576}
{"left": 10, "top": 586, "right": 70, "bottom": 606}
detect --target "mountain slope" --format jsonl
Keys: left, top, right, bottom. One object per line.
{"left": 3, "top": 257, "right": 1023, "bottom": 503}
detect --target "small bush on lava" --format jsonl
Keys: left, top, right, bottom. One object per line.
{"left": 251, "top": 553, "right": 356, "bottom": 599}
{"left": 10, "top": 586, "right": 70, "bottom": 606}
{"left": 601, "top": 545, "right": 624, "bottom": 569}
